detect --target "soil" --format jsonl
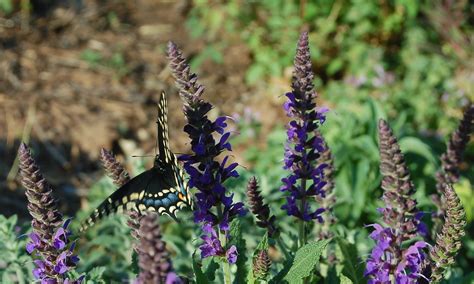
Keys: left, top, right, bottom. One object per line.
{"left": 0, "top": 0, "right": 286, "bottom": 218}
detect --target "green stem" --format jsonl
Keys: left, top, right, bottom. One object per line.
{"left": 298, "top": 179, "right": 307, "bottom": 248}
{"left": 276, "top": 236, "right": 291, "bottom": 260}
{"left": 219, "top": 231, "right": 232, "bottom": 284}
{"left": 216, "top": 204, "right": 232, "bottom": 284}
{"left": 299, "top": 179, "right": 308, "bottom": 284}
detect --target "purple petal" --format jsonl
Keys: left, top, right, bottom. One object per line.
{"left": 226, "top": 245, "right": 238, "bottom": 264}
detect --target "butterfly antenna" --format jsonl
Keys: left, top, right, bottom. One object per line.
{"left": 131, "top": 155, "right": 154, "bottom": 158}
{"left": 155, "top": 105, "right": 159, "bottom": 157}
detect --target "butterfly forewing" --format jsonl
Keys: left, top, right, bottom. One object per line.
{"left": 157, "top": 91, "right": 173, "bottom": 162}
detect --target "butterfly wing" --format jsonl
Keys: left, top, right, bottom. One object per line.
{"left": 80, "top": 92, "right": 192, "bottom": 233}
{"left": 136, "top": 166, "right": 191, "bottom": 219}
{"left": 79, "top": 169, "right": 154, "bottom": 233}
{"left": 157, "top": 91, "right": 174, "bottom": 163}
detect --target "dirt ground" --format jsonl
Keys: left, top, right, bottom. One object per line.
{"left": 0, "top": 0, "right": 288, "bottom": 218}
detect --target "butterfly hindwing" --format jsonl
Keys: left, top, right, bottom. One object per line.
{"left": 136, "top": 167, "right": 189, "bottom": 218}
{"left": 79, "top": 169, "right": 154, "bottom": 233}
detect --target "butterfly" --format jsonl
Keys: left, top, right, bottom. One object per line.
{"left": 80, "top": 92, "right": 192, "bottom": 232}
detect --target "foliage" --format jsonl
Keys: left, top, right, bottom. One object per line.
{"left": 187, "top": 0, "right": 473, "bottom": 130}
{"left": 0, "top": 215, "right": 34, "bottom": 284}
{"left": 1, "top": 1, "right": 473, "bottom": 283}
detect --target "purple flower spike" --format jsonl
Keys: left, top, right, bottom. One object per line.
{"left": 365, "top": 120, "right": 428, "bottom": 283}
{"left": 18, "top": 144, "right": 83, "bottom": 282}
{"left": 167, "top": 41, "right": 245, "bottom": 263}
{"left": 280, "top": 32, "right": 328, "bottom": 225}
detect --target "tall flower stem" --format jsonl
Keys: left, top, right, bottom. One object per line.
{"left": 219, "top": 230, "right": 232, "bottom": 284}
{"left": 167, "top": 41, "right": 244, "bottom": 272}
{"left": 281, "top": 31, "right": 327, "bottom": 251}
{"left": 298, "top": 180, "right": 307, "bottom": 248}
{"left": 215, "top": 204, "right": 231, "bottom": 284}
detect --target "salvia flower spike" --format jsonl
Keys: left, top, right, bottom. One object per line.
{"left": 246, "top": 176, "right": 278, "bottom": 237}
{"left": 99, "top": 148, "right": 131, "bottom": 187}
{"left": 253, "top": 249, "right": 272, "bottom": 281}
{"left": 99, "top": 148, "right": 142, "bottom": 242}
{"left": 281, "top": 31, "right": 328, "bottom": 250}
{"left": 364, "top": 120, "right": 428, "bottom": 283}
{"left": 18, "top": 143, "right": 83, "bottom": 283}
{"left": 429, "top": 183, "right": 466, "bottom": 282}
{"left": 135, "top": 213, "right": 180, "bottom": 284}
{"left": 167, "top": 41, "right": 245, "bottom": 265}
{"left": 432, "top": 104, "right": 474, "bottom": 232}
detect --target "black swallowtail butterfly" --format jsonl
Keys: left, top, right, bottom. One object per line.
{"left": 80, "top": 92, "right": 192, "bottom": 232}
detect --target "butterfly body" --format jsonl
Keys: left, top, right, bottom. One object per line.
{"left": 80, "top": 92, "right": 191, "bottom": 232}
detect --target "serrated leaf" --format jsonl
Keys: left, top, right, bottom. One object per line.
{"left": 204, "top": 258, "right": 219, "bottom": 281}
{"left": 193, "top": 252, "right": 210, "bottom": 284}
{"left": 337, "top": 238, "right": 365, "bottom": 284}
{"left": 254, "top": 233, "right": 269, "bottom": 255}
{"left": 283, "top": 239, "right": 331, "bottom": 283}
{"left": 230, "top": 219, "right": 248, "bottom": 284}
{"left": 247, "top": 233, "right": 270, "bottom": 283}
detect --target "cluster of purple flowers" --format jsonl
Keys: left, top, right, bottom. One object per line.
{"left": 281, "top": 32, "right": 328, "bottom": 222}
{"left": 18, "top": 143, "right": 83, "bottom": 283}
{"left": 364, "top": 120, "right": 428, "bottom": 283}
{"left": 27, "top": 219, "right": 82, "bottom": 283}
{"left": 167, "top": 41, "right": 245, "bottom": 264}
{"left": 365, "top": 224, "right": 427, "bottom": 283}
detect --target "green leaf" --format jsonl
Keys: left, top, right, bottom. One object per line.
{"left": 230, "top": 219, "right": 248, "bottom": 284}
{"left": 254, "top": 233, "right": 269, "bottom": 256}
{"left": 340, "top": 274, "right": 354, "bottom": 284}
{"left": 337, "top": 238, "right": 365, "bottom": 284}
{"left": 204, "top": 258, "right": 219, "bottom": 282}
{"left": 398, "top": 137, "right": 436, "bottom": 165}
{"left": 247, "top": 233, "right": 270, "bottom": 282}
{"left": 193, "top": 252, "right": 210, "bottom": 284}
{"left": 283, "top": 239, "right": 331, "bottom": 283}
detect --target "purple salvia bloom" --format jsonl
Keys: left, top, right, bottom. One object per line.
{"left": 225, "top": 245, "right": 238, "bottom": 264}
{"left": 365, "top": 120, "right": 428, "bottom": 283}
{"left": 18, "top": 143, "right": 83, "bottom": 283}
{"left": 167, "top": 41, "right": 245, "bottom": 262}
{"left": 280, "top": 32, "right": 328, "bottom": 222}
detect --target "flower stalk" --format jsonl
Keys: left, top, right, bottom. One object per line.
{"left": 18, "top": 143, "right": 83, "bottom": 283}
{"left": 167, "top": 41, "right": 245, "bottom": 283}
{"left": 246, "top": 176, "right": 278, "bottom": 237}
{"left": 429, "top": 183, "right": 466, "bottom": 282}
{"left": 135, "top": 213, "right": 180, "bottom": 284}
{"left": 432, "top": 105, "right": 473, "bottom": 233}
{"left": 281, "top": 31, "right": 327, "bottom": 249}
{"left": 364, "top": 120, "right": 427, "bottom": 283}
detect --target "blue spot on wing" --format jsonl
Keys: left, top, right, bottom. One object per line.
{"left": 154, "top": 199, "right": 163, "bottom": 207}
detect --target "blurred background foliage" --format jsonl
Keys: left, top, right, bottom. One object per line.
{"left": 0, "top": 0, "right": 473, "bottom": 283}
